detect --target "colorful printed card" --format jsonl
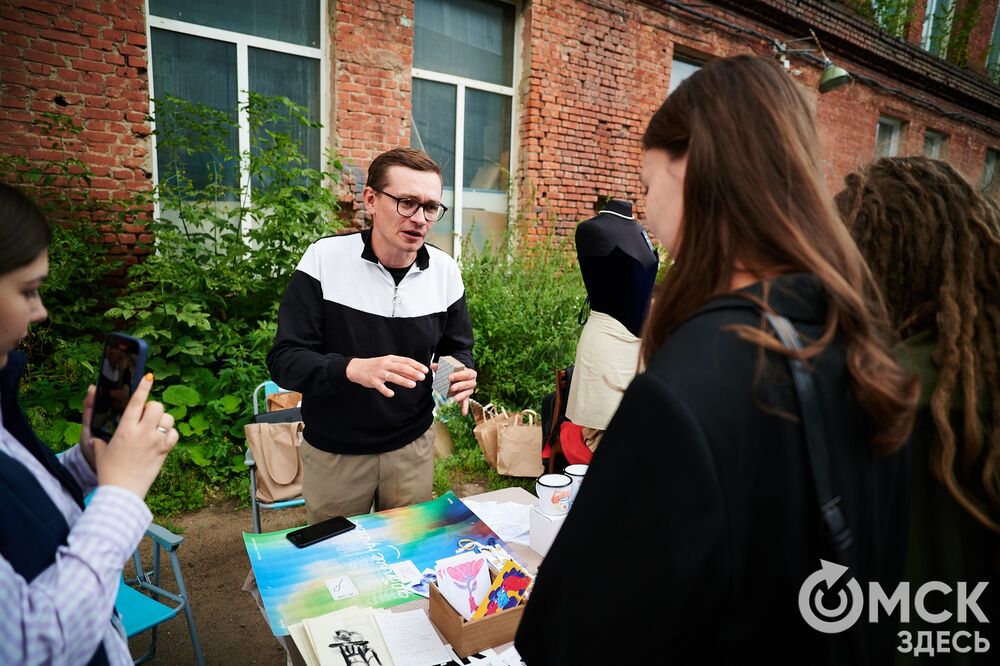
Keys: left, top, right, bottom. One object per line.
{"left": 435, "top": 552, "right": 491, "bottom": 621}
{"left": 470, "top": 560, "right": 532, "bottom": 620}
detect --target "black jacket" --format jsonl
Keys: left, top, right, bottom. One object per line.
{"left": 267, "top": 229, "right": 474, "bottom": 454}
{"left": 515, "top": 274, "right": 909, "bottom": 664}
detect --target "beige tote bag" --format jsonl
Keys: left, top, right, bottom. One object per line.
{"left": 244, "top": 421, "right": 304, "bottom": 503}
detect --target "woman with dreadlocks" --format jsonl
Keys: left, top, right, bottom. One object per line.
{"left": 837, "top": 156, "right": 1000, "bottom": 655}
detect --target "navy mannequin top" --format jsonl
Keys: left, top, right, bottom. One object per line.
{"left": 575, "top": 199, "right": 659, "bottom": 337}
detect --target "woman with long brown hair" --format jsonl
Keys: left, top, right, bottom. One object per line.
{"left": 515, "top": 55, "right": 917, "bottom": 664}
{"left": 837, "top": 156, "right": 999, "bottom": 657}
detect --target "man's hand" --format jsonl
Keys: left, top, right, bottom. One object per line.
{"left": 431, "top": 363, "right": 477, "bottom": 416}
{"left": 346, "top": 355, "right": 428, "bottom": 398}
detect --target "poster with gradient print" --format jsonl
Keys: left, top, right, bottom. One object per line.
{"left": 243, "top": 492, "right": 508, "bottom": 635}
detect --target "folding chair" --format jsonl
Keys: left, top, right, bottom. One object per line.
{"left": 117, "top": 524, "right": 205, "bottom": 666}
{"left": 542, "top": 366, "right": 573, "bottom": 473}
{"left": 244, "top": 380, "right": 305, "bottom": 533}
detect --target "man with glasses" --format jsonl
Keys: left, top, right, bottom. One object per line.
{"left": 268, "top": 148, "right": 476, "bottom": 522}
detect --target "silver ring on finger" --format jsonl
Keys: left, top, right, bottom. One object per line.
{"left": 385, "top": 371, "right": 392, "bottom": 383}
{"left": 156, "top": 425, "right": 170, "bottom": 435}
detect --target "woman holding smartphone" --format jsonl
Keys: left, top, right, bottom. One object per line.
{"left": 515, "top": 56, "right": 918, "bottom": 664}
{"left": 0, "top": 182, "right": 179, "bottom": 665}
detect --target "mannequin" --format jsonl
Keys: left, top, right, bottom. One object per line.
{"left": 566, "top": 198, "right": 658, "bottom": 450}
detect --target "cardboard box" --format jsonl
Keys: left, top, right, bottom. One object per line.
{"left": 428, "top": 570, "right": 525, "bottom": 657}
{"left": 528, "top": 504, "right": 566, "bottom": 557}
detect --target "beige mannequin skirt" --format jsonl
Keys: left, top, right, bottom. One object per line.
{"left": 565, "top": 311, "right": 641, "bottom": 430}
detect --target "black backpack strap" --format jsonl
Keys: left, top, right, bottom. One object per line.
{"left": 764, "top": 313, "right": 854, "bottom": 561}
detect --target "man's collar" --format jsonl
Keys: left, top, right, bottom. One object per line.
{"left": 360, "top": 227, "right": 430, "bottom": 270}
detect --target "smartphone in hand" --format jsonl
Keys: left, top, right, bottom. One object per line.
{"left": 286, "top": 516, "right": 356, "bottom": 548}
{"left": 91, "top": 332, "right": 148, "bottom": 441}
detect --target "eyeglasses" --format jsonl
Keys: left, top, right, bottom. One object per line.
{"left": 376, "top": 189, "right": 448, "bottom": 222}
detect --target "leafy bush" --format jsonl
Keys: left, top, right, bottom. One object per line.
{"left": 460, "top": 231, "right": 586, "bottom": 410}
{"left": 9, "top": 95, "right": 344, "bottom": 516}
{"left": 433, "top": 231, "right": 587, "bottom": 492}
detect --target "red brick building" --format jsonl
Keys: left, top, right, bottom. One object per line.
{"left": 2, "top": 0, "right": 999, "bottom": 255}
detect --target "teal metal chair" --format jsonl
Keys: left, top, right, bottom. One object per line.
{"left": 118, "top": 524, "right": 205, "bottom": 665}
{"left": 244, "top": 380, "right": 305, "bottom": 532}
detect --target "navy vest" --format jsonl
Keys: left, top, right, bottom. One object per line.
{"left": 0, "top": 351, "right": 109, "bottom": 666}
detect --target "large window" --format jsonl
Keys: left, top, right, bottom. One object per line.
{"left": 876, "top": 116, "right": 905, "bottom": 157}
{"left": 411, "top": 0, "right": 516, "bottom": 256}
{"left": 921, "top": 0, "right": 954, "bottom": 56}
{"left": 147, "top": 0, "right": 324, "bottom": 201}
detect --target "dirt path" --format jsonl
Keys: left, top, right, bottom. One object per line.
{"left": 137, "top": 484, "right": 488, "bottom": 665}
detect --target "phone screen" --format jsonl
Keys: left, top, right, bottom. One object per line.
{"left": 91, "top": 333, "right": 147, "bottom": 440}
{"left": 286, "top": 516, "right": 356, "bottom": 548}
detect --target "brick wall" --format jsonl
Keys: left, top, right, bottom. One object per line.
{"left": 515, "top": 0, "right": 1000, "bottom": 241}
{"left": 331, "top": 0, "right": 415, "bottom": 220}
{"left": 3, "top": 0, "right": 998, "bottom": 247}
{"left": 0, "top": 0, "right": 152, "bottom": 259}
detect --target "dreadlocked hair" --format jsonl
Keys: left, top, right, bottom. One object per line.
{"left": 837, "top": 156, "right": 1000, "bottom": 532}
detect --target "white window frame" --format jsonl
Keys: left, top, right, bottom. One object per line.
{"left": 145, "top": 0, "right": 329, "bottom": 215}
{"left": 923, "top": 129, "right": 947, "bottom": 159}
{"left": 411, "top": 0, "right": 520, "bottom": 258}
{"left": 876, "top": 116, "right": 904, "bottom": 157}
{"left": 921, "top": 0, "right": 953, "bottom": 54}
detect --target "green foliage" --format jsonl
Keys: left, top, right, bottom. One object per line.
{"left": 11, "top": 94, "right": 344, "bottom": 516}
{"left": 433, "top": 230, "right": 587, "bottom": 492}
{"left": 107, "top": 93, "right": 345, "bottom": 512}
{"left": 846, "top": 0, "right": 917, "bottom": 37}
{"left": 460, "top": 231, "right": 586, "bottom": 411}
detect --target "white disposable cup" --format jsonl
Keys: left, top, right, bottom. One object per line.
{"left": 535, "top": 473, "right": 572, "bottom": 516}
{"left": 564, "top": 464, "right": 588, "bottom": 505}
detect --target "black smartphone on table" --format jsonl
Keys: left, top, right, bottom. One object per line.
{"left": 91, "top": 332, "right": 148, "bottom": 441}
{"left": 286, "top": 515, "right": 357, "bottom": 548}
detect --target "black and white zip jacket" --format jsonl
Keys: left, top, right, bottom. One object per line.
{"left": 267, "top": 228, "right": 474, "bottom": 454}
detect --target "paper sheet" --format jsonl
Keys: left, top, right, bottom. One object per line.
{"left": 374, "top": 610, "right": 453, "bottom": 666}
{"left": 462, "top": 501, "right": 531, "bottom": 545}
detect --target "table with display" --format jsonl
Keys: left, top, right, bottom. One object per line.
{"left": 243, "top": 487, "right": 541, "bottom": 665}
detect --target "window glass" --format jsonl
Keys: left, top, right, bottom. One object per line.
{"left": 412, "top": 79, "right": 457, "bottom": 189}
{"left": 414, "top": 0, "right": 515, "bottom": 86}
{"left": 921, "top": 0, "right": 954, "bottom": 55}
{"left": 463, "top": 89, "right": 511, "bottom": 193}
{"left": 923, "top": 130, "right": 946, "bottom": 159}
{"left": 983, "top": 149, "right": 998, "bottom": 190}
{"left": 249, "top": 48, "right": 321, "bottom": 190}
{"left": 151, "top": 28, "right": 239, "bottom": 196}
{"left": 876, "top": 117, "right": 902, "bottom": 157}
{"left": 412, "top": 79, "right": 457, "bottom": 251}
{"left": 669, "top": 57, "right": 701, "bottom": 94}
{"left": 150, "top": 0, "right": 320, "bottom": 47}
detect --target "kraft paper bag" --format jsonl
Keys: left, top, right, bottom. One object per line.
{"left": 496, "top": 410, "right": 543, "bottom": 477}
{"left": 244, "top": 420, "right": 304, "bottom": 503}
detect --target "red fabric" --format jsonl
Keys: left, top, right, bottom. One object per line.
{"left": 559, "top": 421, "right": 593, "bottom": 465}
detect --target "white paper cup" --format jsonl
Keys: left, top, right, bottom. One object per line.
{"left": 535, "top": 473, "right": 572, "bottom": 516}
{"left": 564, "top": 464, "right": 588, "bottom": 505}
